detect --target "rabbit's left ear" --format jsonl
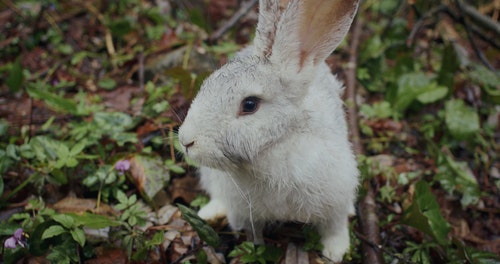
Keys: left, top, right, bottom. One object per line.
{"left": 253, "top": 0, "right": 292, "bottom": 58}
{"left": 270, "top": 0, "right": 359, "bottom": 72}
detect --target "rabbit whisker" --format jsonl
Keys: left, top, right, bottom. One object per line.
{"left": 170, "top": 106, "right": 186, "bottom": 123}
{"left": 228, "top": 174, "right": 257, "bottom": 242}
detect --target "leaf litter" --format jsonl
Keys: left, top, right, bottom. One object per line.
{"left": 0, "top": 0, "right": 499, "bottom": 263}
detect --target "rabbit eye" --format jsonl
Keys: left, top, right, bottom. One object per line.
{"left": 239, "top": 96, "right": 261, "bottom": 116}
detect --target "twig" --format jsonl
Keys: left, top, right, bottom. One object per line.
{"left": 2, "top": 0, "right": 25, "bottom": 18}
{"left": 138, "top": 51, "right": 145, "bottom": 92}
{"left": 454, "top": 0, "right": 496, "bottom": 71}
{"left": 82, "top": 2, "right": 115, "bottom": 56}
{"left": 354, "top": 231, "right": 418, "bottom": 264}
{"left": 344, "top": 17, "right": 384, "bottom": 264}
{"left": 209, "top": 0, "right": 258, "bottom": 43}
{"left": 438, "top": 6, "right": 500, "bottom": 50}
{"left": 460, "top": 1, "right": 500, "bottom": 36}
{"left": 407, "top": 5, "right": 447, "bottom": 47}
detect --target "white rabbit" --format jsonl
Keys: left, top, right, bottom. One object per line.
{"left": 178, "top": 0, "right": 359, "bottom": 262}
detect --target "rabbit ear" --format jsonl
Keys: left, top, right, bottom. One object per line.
{"left": 269, "top": 0, "right": 359, "bottom": 72}
{"left": 253, "top": 0, "right": 292, "bottom": 57}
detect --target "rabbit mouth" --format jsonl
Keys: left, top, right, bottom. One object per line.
{"left": 182, "top": 139, "right": 241, "bottom": 170}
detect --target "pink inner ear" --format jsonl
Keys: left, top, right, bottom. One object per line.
{"left": 279, "top": 0, "right": 291, "bottom": 10}
{"left": 298, "top": 0, "right": 358, "bottom": 67}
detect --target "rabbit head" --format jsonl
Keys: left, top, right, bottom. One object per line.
{"left": 178, "top": 0, "right": 359, "bottom": 171}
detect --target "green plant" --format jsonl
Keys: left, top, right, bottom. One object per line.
{"left": 302, "top": 225, "right": 323, "bottom": 252}
{"left": 115, "top": 190, "right": 147, "bottom": 227}
{"left": 228, "top": 241, "right": 283, "bottom": 264}
{"left": 178, "top": 204, "right": 221, "bottom": 248}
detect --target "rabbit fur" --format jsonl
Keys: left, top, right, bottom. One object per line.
{"left": 178, "top": 0, "right": 360, "bottom": 261}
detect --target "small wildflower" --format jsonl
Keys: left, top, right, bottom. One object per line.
{"left": 4, "top": 228, "right": 26, "bottom": 249}
{"left": 115, "top": 159, "right": 131, "bottom": 175}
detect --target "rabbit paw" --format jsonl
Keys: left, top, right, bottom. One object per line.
{"left": 198, "top": 199, "right": 227, "bottom": 221}
{"left": 321, "top": 233, "right": 349, "bottom": 263}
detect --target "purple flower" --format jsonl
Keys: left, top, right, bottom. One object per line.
{"left": 4, "top": 228, "right": 26, "bottom": 249}
{"left": 115, "top": 160, "right": 131, "bottom": 174}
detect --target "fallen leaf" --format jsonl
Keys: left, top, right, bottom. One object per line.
{"left": 170, "top": 174, "right": 200, "bottom": 204}
{"left": 129, "top": 154, "right": 171, "bottom": 201}
{"left": 52, "top": 197, "right": 116, "bottom": 216}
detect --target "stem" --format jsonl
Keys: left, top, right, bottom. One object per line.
{"left": 4, "top": 172, "right": 40, "bottom": 202}
{"left": 345, "top": 16, "right": 385, "bottom": 264}
{"left": 96, "top": 180, "right": 104, "bottom": 209}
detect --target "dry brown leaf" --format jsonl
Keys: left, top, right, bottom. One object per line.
{"left": 170, "top": 175, "right": 200, "bottom": 204}
{"left": 203, "top": 246, "right": 226, "bottom": 264}
{"left": 129, "top": 154, "right": 171, "bottom": 200}
{"left": 51, "top": 196, "right": 116, "bottom": 216}
{"left": 99, "top": 85, "right": 140, "bottom": 112}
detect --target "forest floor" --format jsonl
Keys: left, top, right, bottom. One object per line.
{"left": 0, "top": 0, "right": 499, "bottom": 263}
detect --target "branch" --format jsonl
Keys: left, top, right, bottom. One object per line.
{"left": 344, "top": 17, "right": 384, "bottom": 264}
{"left": 460, "top": 1, "right": 500, "bottom": 36}
{"left": 454, "top": 0, "right": 496, "bottom": 71}
{"left": 209, "top": 0, "right": 258, "bottom": 43}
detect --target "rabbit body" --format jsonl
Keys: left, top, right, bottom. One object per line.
{"left": 178, "top": 0, "right": 360, "bottom": 261}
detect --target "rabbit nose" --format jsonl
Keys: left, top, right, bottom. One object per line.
{"left": 183, "top": 141, "right": 195, "bottom": 149}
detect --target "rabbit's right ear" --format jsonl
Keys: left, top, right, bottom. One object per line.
{"left": 254, "top": 0, "right": 359, "bottom": 74}
{"left": 253, "top": 0, "right": 292, "bottom": 58}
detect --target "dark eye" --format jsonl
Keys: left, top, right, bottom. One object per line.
{"left": 239, "top": 96, "right": 261, "bottom": 116}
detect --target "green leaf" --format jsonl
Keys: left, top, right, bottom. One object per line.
{"left": 178, "top": 204, "right": 221, "bottom": 247}
{"left": 47, "top": 169, "right": 67, "bottom": 185}
{"left": 240, "top": 254, "right": 259, "bottom": 264}
{"left": 115, "top": 190, "right": 129, "bottom": 205}
{"left": 260, "top": 245, "right": 283, "bottom": 262}
{"left": 445, "top": 99, "right": 480, "bottom": 139}
{"left": 393, "top": 72, "right": 448, "bottom": 111}
{"left": 164, "top": 67, "right": 192, "bottom": 91}
{"left": 70, "top": 228, "right": 86, "bottom": 247}
{"left": 57, "top": 43, "right": 73, "bottom": 55}
{"left": 108, "top": 18, "right": 133, "bottom": 38}
{"left": 71, "top": 51, "right": 88, "bottom": 65}
{"left": 360, "top": 101, "right": 393, "bottom": 119}
{"left": 402, "top": 181, "right": 450, "bottom": 246}
{"left": 302, "top": 225, "right": 324, "bottom": 251}
{"left": 165, "top": 159, "right": 185, "bottom": 174}
{"left": 0, "top": 176, "right": 3, "bottom": 198}
{"left": 67, "top": 212, "right": 121, "bottom": 229}
{"left": 26, "top": 82, "right": 77, "bottom": 114}
{"left": 128, "top": 194, "right": 137, "bottom": 205}
{"left": 65, "top": 157, "right": 78, "bottom": 167}
{"left": 147, "top": 231, "right": 164, "bottom": 246}
{"left": 93, "top": 112, "right": 133, "bottom": 134}
{"left": 437, "top": 44, "right": 459, "bottom": 89}
{"left": 435, "top": 155, "right": 481, "bottom": 207}
{"left": 393, "top": 72, "right": 431, "bottom": 112}
{"left": 6, "top": 57, "right": 23, "bottom": 93}
{"left": 360, "top": 35, "right": 385, "bottom": 60}
{"left": 469, "top": 64, "right": 500, "bottom": 103}
{"left": 0, "top": 119, "right": 8, "bottom": 136}
{"left": 56, "top": 143, "right": 69, "bottom": 158}
{"left": 42, "top": 225, "right": 66, "bottom": 239}
{"left": 416, "top": 83, "right": 448, "bottom": 104}
{"left": 6, "top": 144, "right": 19, "bottom": 160}
{"left": 190, "top": 194, "right": 209, "bottom": 208}
{"left": 97, "top": 78, "right": 117, "bottom": 90}
{"left": 70, "top": 140, "right": 86, "bottom": 156}
{"left": 53, "top": 214, "right": 75, "bottom": 229}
